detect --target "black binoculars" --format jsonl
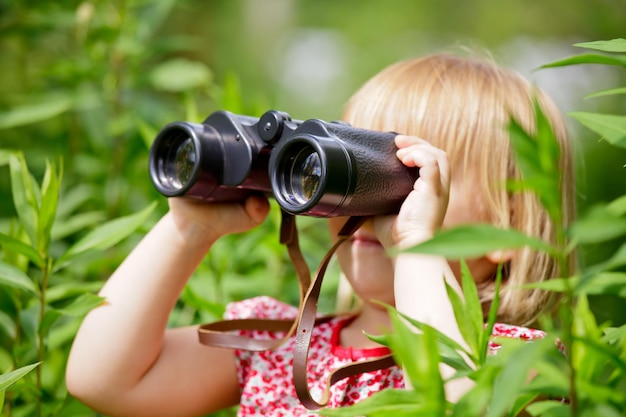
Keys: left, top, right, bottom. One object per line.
{"left": 148, "top": 110, "right": 418, "bottom": 217}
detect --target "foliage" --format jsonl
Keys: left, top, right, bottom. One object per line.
{"left": 0, "top": 150, "right": 156, "bottom": 416}
{"left": 0, "top": 363, "right": 39, "bottom": 412}
{"left": 322, "top": 38, "right": 626, "bottom": 417}
{"left": 0, "top": 0, "right": 624, "bottom": 415}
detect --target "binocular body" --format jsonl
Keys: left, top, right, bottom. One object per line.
{"left": 149, "top": 110, "right": 418, "bottom": 217}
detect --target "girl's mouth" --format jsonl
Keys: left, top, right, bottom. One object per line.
{"left": 352, "top": 234, "right": 383, "bottom": 247}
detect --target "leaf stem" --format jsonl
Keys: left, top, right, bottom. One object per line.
{"left": 35, "top": 257, "right": 51, "bottom": 417}
{"left": 555, "top": 233, "right": 578, "bottom": 415}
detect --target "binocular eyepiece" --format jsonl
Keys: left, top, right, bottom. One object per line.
{"left": 149, "top": 110, "right": 418, "bottom": 217}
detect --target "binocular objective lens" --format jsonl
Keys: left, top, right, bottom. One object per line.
{"left": 288, "top": 148, "right": 321, "bottom": 205}
{"left": 164, "top": 136, "right": 196, "bottom": 189}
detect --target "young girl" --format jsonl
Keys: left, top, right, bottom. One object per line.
{"left": 66, "top": 52, "right": 575, "bottom": 416}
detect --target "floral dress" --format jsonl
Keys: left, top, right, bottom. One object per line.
{"left": 224, "top": 296, "right": 547, "bottom": 417}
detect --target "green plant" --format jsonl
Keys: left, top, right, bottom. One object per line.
{"left": 0, "top": 150, "right": 155, "bottom": 416}
{"left": 320, "top": 38, "right": 626, "bottom": 417}
{"left": 0, "top": 363, "right": 39, "bottom": 412}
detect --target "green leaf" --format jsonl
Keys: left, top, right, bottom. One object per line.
{"left": 386, "top": 309, "right": 445, "bottom": 410}
{"left": 180, "top": 285, "right": 226, "bottom": 319}
{"left": 0, "top": 150, "right": 12, "bottom": 166}
{"left": 485, "top": 340, "right": 551, "bottom": 417}
{"left": 380, "top": 306, "right": 473, "bottom": 373}
{"left": 9, "top": 153, "right": 39, "bottom": 247}
{"left": 0, "top": 311, "right": 16, "bottom": 340}
{"left": 460, "top": 260, "right": 483, "bottom": 357}
{"left": 320, "top": 388, "right": 425, "bottom": 417}
{"left": 582, "top": 405, "right": 624, "bottom": 417}
{"left": 577, "top": 272, "right": 626, "bottom": 297}
{"left": 508, "top": 107, "right": 563, "bottom": 227}
{"left": 436, "top": 341, "right": 475, "bottom": 374}
{"left": 577, "top": 378, "right": 625, "bottom": 403}
{"left": 574, "top": 38, "right": 626, "bottom": 53}
{"left": 0, "top": 261, "right": 37, "bottom": 294}
{"left": 46, "top": 281, "right": 103, "bottom": 304}
{"left": 445, "top": 278, "right": 479, "bottom": 360}
{"left": 0, "top": 98, "right": 72, "bottom": 130}
{"left": 18, "top": 305, "right": 38, "bottom": 346}
{"left": 572, "top": 335, "right": 626, "bottom": 374}
{"left": 603, "top": 324, "right": 626, "bottom": 345}
{"left": 480, "top": 266, "right": 502, "bottom": 364}
{"left": 37, "top": 160, "right": 62, "bottom": 255}
{"left": 607, "top": 195, "right": 626, "bottom": 216}
{"left": 394, "top": 310, "right": 472, "bottom": 359}
{"left": 571, "top": 296, "right": 603, "bottom": 379}
{"left": 568, "top": 112, "right": 626, "bottom": 148}
{"left": 569, "top": 204, "right": 626, "bottom": 243}
{"left": 451, "top": 366, "right": 497, "bottom": 417}
{"left": 521, "top": 276, "right": 578, "bottom": 293}
{"left": 0, "top": 363, "right": 40, "bottom": 391}
{"left": 59, "top": 292, "right": 105, "bottom": 317}
{"left": 577, "top": 241, "right": 626, "bottom": 288}
{"left": 589, "top": 242, "right": 626, "bottom": 275}
{"left": 534, "top": 100, "right": 562, "bottom": 177}
{"left": 0, "top": 232, "right": 44, "bottom": 268}
{"left": 39, "top": 293, "right": 104, "bottom": 338}
{"left": 585, "top": 86, "right": 626, "bottom": 99}
{"left": 523, "top": 359, "right": 570, "bottom": 399}
{"left": 51, "top": 211, "right": 107, "bottom": 241}
{"left": 506, "top": 393, "right": 540, "bottom": 417}
{"left": 525, "top": 400, "right": 570, "bottom": 417}
{"left": 540, "top": 53, "right": 626, "bottom": 69}
{"left": 402, "top": 224, "right": 553, "bottom": 259}
{"left": 54, "top": 183, "right": 96, "bottom": 219}
{"left": 55, "top": 202, "right": 157, "bottom": 269}
{"left": 366, "top": 332, "right": 391, "bottom": 347}
{"left": 39, "top": 309, "right": 63, "bottom": 339}
{"left": 149, "top": 58, "right": 212, "bottom": 92}
{"left": 220, "top": 71, "right": 245, "bottom": 114}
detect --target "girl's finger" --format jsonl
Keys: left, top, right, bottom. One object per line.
{"left": 396, "top": 143, "right": 448, "bottom": 171}
{"left": 396, "top": 144, "right": 450, "bottom": 192}
{"left": 394, "top": 134, "right": 429, "bottom": 148}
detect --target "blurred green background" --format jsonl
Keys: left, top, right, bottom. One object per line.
{"left": 0, "top": 0, "right": 625, "bottom": 414}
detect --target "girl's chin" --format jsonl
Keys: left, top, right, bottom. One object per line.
{"left": 349, "top": 240, "right": 388, "bottom": 265}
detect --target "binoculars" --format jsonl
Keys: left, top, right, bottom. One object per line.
{"left": 148, "top": 110, "right": 418, "bottom": 217}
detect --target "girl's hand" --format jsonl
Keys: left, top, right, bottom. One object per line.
{"left": 374, "top": 135, "right": 450, "bottom": 250}
{"left": 168, "top": 194, "right": 270, "bottom": 248}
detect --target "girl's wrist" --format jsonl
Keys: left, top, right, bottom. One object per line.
{"left": 163, "top": 212, "right": 221, "bottom": 251}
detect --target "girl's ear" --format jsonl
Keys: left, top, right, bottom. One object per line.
{"left": 486, "top": 249, "right": 515, "bottom": 265}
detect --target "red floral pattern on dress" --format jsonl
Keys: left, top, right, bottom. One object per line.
{"left": 224, "top": 296, "right": 547, "bottom": 416}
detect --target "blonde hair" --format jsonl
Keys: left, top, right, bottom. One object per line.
{"left": 341, "top": 53, "right": 576, "bottom": 326}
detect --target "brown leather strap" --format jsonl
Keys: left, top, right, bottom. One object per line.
{"left": 197, "top": 214, "right": 396, "bottom": 410}
{"left": 292, "top": 216, "right": 395, "bottom": 409}
{"left": 198, "top": 210, "right": 312, "bottom": 352}
{"left": 280, "top": 210, "right": 311, "bottom": 297}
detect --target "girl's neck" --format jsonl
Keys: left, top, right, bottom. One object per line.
{"left": 339, "top": 303, "right": 392, "bottom": 349}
